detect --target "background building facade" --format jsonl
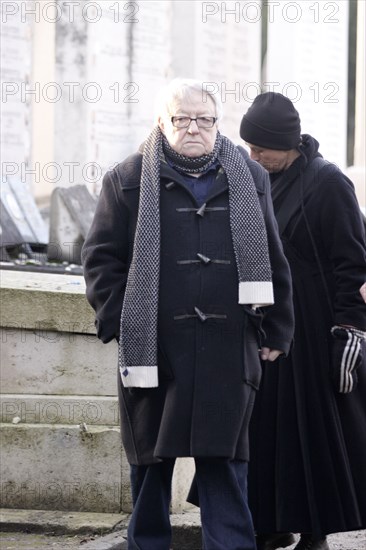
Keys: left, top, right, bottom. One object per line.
{"left": 1, "top": 0, "right": 365, "bottom": 207}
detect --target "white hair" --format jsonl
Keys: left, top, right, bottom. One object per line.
{"left": 154, "top": 78, "right": 223, "bottom": 124}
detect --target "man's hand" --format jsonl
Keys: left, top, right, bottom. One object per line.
{"left": 360, "top": 282, "right": 366, "bottom": 303}
{"left": 260, "top": 347, "right": 283, "bottom": 362}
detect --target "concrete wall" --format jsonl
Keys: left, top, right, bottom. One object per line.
{"left": 0, "top": 270, "right": 194, "bottom": 513}
{"left": 3, "top": 1, "right": 363, "bottom": 206}
{"left": 346, "top": 0, "right": 366, "bottom": 212}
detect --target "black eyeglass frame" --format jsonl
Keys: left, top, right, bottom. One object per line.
{"left": 170, "top": 116, "right": 217, "bottom": 129}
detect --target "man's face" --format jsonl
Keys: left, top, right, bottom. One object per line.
{"left": 246, "top": 143, "right": 294, "bottom": 173}
{"left": 158, "top": 90, "right": 218, "bottom": 157}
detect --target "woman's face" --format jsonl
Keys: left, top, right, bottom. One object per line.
{"left": 246, "top": 143, "right": 299, "bottom": 173}
{"left": 158, "top": 90, "right": 218, "bottom": 157}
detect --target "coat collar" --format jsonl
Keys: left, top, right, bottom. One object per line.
{"left": 160, "top": 161, "right": 228, "bottom": 204}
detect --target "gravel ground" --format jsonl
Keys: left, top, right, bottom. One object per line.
{"left": 0, "top": 531, "right": 90, "bottom": 549}
{"left": 288, "top": 531, "right": 366, "bottom": 550}
{"left": 0, "top": 529, "right": 365, "bottom": 549}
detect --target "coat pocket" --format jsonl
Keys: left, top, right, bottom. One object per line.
{"left": 242, "top": 307, "right": 264, "bottom": 390}
{"left": 157, "top": 341, "right": 175, "bottom": 381}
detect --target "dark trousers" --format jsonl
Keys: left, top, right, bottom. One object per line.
{"left": 127, "top": 458, "right": 256, "bottom": 550}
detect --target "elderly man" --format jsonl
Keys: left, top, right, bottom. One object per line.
{"left": 82, "top": 79, "right": 294, "bottom": 550}
{"left": 240, "top": 92, "right": 366, "bottom": 550}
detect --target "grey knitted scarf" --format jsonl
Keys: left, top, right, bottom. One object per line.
{"left": 119, "top": 126, "right": 273, "bottom": 388}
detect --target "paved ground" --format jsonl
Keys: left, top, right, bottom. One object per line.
{"left": 0, "top": 508, "right": 201, "bottom": 549}
{"left": 287, "top": 531, "right": 366, "bottom": 550}
{"left": 1, "top": 529, "right": 365, "bottom": 549}
{"left": 0, "top": 532, "right": 94, "bottom": 549}
{"left": 0, "top": 508, "right": 365, "bottom": 549}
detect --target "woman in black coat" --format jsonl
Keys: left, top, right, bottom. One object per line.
{"left": 82, "top": 79, "right": 294, "bottom": 550}
{"left": 240, "top": 92, "right": 366, "bottom": 550}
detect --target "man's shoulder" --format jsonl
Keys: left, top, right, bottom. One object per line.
{"left": 304, "top": 156, "right": 354, "bottom": 194}
{"left": 108, "top": 152, "right": 143, "bottom": 189}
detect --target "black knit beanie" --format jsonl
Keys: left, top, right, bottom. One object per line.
{"left": 240, "top": 92, "right": 301, "bottom": 150}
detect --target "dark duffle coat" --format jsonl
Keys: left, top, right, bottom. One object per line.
{"left": 82, "top": 146, "right": 294, "bottom": 465}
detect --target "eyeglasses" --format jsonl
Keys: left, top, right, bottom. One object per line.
{"left": 171, "top": 116, "right": 217, "bottom": 129}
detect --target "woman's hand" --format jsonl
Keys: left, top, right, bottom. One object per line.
{"left": 260, "top": 347, "right": 283, "bottom": 362}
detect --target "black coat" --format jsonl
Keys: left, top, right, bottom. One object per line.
{"left": 82, "top": 146, "right": 294, "bottom": 465}
{"left": 249, "top": 135, "right": 366, "bottom": 536}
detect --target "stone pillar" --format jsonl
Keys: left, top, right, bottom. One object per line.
{"left": 170, "top": 1, "right": 262, "bottom": 142}
{"left": 265, "top": 0, "right": 349, "bottom": 168}
{"left": 54, "top": 0, "right": 88, "bottom": 194}
{"left": 53, "top": 1, "right": 172, "bottom": 194}
{"left": 1, "top": 0, "right": 32, "bottom": 190}
{"left": 30, "top": 0, "right": 56, "bottom": 203}
{"left": 346, "top": 0, "right": 365, "bottom": 210}
{"left": 126, "top": 1, "right": 172, "bottom": 152}
{"left": 4, "top": 1, "right": 262, "bottom": 199}
{"left": 84, "top": 1, "right": 131, "bottom": 194}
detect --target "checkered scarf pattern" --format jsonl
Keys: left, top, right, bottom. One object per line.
{"left": 162, "top": 133, "right": 221, "bottom": 173}
{"left": 119, "top": 126, "right": 273, "bottom": 388}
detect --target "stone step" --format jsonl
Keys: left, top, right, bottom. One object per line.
{"left": 0, "top": 422, "right": 195, "bottom": 514}
{"left": 0, "top": 270, "right": 196, "bottom": 516}
{"left": 0, "top": 507, "right": 128, "bottom": 535}
{"left": 0, "top": 272, "right": 94, "bottom": 334}
{"left": 0, "top": 508, "right": 202, "bottom": 550}
{"left": 0, "top": 423, "right": 127, "bottom": 513}
{"left": 0, "top": 329, "right": 118, "bottom": 396}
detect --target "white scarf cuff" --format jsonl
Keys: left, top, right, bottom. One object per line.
{"left": 120, "top": 366, "right": 159, "bottom": 388}
{"left": 239, "top": 281, "right": 274, "bottom": 307}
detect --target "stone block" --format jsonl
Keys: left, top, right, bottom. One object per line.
{"left": 0, "top": 395, "right": 119, "bottom": 426}
{"left": 48, "top": 185, "right": 97, "bottom": 264}
{"left": 171, "top": 458, "right": 196, "bottom": 513}
{"left": 0, "top": 507, "right": 127, "bottom": 535}
{"left": 0, "top": 329, "right": 118, "bottom": 396}
{"left": 0, "top": 179, "right": 48, "bottom": 247}
{"left": 119, "top": 457, "right": 196, "bottom": 515}
{"left": 0, "top": 424, "right": 124, "bottom": 513}
{"left": 0, "top": 269, "right": 197, "bottom": 515}
{"left": 0, "top": 271, "right": 95, "bottom": 334}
